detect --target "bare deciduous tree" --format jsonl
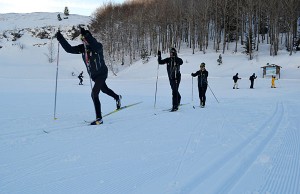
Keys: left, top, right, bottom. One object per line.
{"left": 89, "top": 0, "right": 300, "bottom": 67}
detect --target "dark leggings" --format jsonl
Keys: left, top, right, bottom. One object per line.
{"left": 198, "top": 85, "right": 207, "bottom": 105}
{"left": 169, "top": 77, "right": 181, "bottom": 107}
{"left": 250, "top": 80, "right": 254, "bottom": 88}
{"left": 91, "top": 77, "right": 119, "bottom": 119}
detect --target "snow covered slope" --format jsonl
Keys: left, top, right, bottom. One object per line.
{"left": 0, "top": 12, "right": 300, "bottom": 194}
{"left": 0, "top": 12, "right": 91, "bottom": 31}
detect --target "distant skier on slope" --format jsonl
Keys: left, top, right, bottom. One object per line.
{"left": 217, "top": 54, "right": 222, "bottom": 65}
{"left": 56, "top": 28, "right": 122, "bottom": 125}
{"left": 78, "top": 71, "right": 84, "bottom": 85}
{"left": 158, "top": 48, "right": 183, "bottom": 111}
{"left": 249, "top": 73, "right": 257, "bottom": 89}
{"left": 271, "top": 75, "right": 278, "bottom": 88}
{"left": 233, "top": 73, "right": 241, "bottom": 89}
{"left": 191, "top": 63, "right": 208, "bottom": 108}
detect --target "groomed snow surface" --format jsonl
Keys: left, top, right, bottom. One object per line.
{"left": 1, "top": 13, "right": 300, "bottom": 194}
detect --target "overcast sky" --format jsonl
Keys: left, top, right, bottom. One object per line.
{"left": 0, "top": 0, "right": 126, "bottom": 16}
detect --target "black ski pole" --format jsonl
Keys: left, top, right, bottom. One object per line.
{"left": 192, "top": 77, "right": 195, "bottom": 109}
{"left": 207, "top": 83, "right": 219, "bottom": 103}
{"left": 54, "top": 41, "right": 59, "bottom": 120}
{"left": 154, "top": 61, "right": 159, "bottom": 108}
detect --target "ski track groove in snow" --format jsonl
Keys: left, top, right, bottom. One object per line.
{"left": 172, "top": 109, "right": 206, "bottom": 180}
{"left": 167, "top": 106, "right": 224, "bottom": 193}
{"left": 214, "top": 101, "right": 285, "bottom": 194}
{"left": 258, "top": 102, "right": 300, "bottom": 194}
{"left": 178, "top": 101, "right": 285, "bottom": 193}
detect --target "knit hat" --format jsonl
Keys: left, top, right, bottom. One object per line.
{"left": 170, "top": 48, "right": 177, "bottom": 57}
{"left": 200, "top": 63, "right": 205, "bottom": 68}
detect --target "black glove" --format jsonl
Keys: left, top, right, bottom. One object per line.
{"left": 191, "top": 73, "right": 193, "bottom": 76}
{"left": 80, "top": 27, "right": 87, "bottom": 36}
{"left": 56, "top": 30, "right": 63, "bottom": 41}
{"left": 158, "top": 50, "right": 161, "bottom": 57}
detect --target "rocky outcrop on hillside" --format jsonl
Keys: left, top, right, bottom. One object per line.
{"left": 1, "top": 25, "right": 85, "bottom": 41}
{"left": 0, "top": 12, "right": 90, "bottom": 48}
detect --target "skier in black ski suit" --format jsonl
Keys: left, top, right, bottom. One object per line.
{"left": 191, "top": 63, "right": 208, "bottom": 107}
{"left": 78, "top": 71, "right": 84, "bottom": 85}
{"left": 233, "top": 73, "right": 241, "bottom": 89}
{"left": 56, "top": 28, "right": 121, "bottom": 125}
{"left": 158, "top": 48, "right": 183, "bottom": 111}
{"left": 249, "top": 73, "right": 257, "bottom": 88}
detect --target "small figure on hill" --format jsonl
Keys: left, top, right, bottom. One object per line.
{"left": 78, "top": 71, "right": 84, "bottom": 85}
{"left": 233, "top": 73, "right": 241, "bottom": 89}
{"left": 57, "top": 14, "right": 62, "bottom": 21}
{"left": 64, "top": 6, "right": 69, "bottom": 16}
{"left": 191, "top": 63, "right": 208, "bottom": 108}
{"left": 217, "top": 54, "right": 222, "bottom": 65}
{"left": 249, "top": 73, "right": 257, "bottom": 89}
{"left": 158, "top": 48, "right": 183, "bottom": 111}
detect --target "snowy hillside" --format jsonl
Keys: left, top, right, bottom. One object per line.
{"left": 1, "top": 12, "right": 300, "bottom": 194}
{"left": 0, "top": 12, "right": 91, "bottom": 31}
{"left": 0, "top": 12, "right": 91, "bottom": 79}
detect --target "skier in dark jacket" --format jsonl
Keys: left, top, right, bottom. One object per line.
{"left": 249, "top": 73, "right": 257, "bottom": 88}
{"left": 78, "top": 71, "right": 84, "bottom": 85}
{"left": 56, "top": 28, "right": 121, "bottom": 125}
{"left": 158, "top": 48, "right": 183, "bottom": 111}
{"left": 191, "top": 63, "right": 208, "bottom": 107}
{"left": 233, "top": 73, "right": 241, "bottom": 89}
{"left": 217, "top": 54, "right": 222, "bottom": 65}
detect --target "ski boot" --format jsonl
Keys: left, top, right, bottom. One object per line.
{"left": 90, "top": 118, "right": 103, "bottom": 125}
{"left": 116, "top": 95, "right": 122, "bottom": 109}
{"left": 170, "top": 106, "right": 178, "bottom": 112}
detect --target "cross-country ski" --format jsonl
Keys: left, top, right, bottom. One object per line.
{"left": 85, "top": 101, "right": 142, "bottom": 124}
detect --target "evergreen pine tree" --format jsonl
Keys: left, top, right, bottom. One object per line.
{"left": 244, "top": 31, "right": 255, "bottom": 54}
{"left": 140, "top": 47, "right": 149, "bottom": 63}
{"left": 295, "top": 37, "right": 300, "bottom": 51}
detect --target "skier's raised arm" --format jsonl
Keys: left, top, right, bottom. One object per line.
{"left": 191, "top": 71, "right": 200, "bottom": 77}
{"left": 56, "top": 30, "right": 83, "bottom": 54}
{"left": 157, "top": 50, "right": 170, "bottom": 65}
